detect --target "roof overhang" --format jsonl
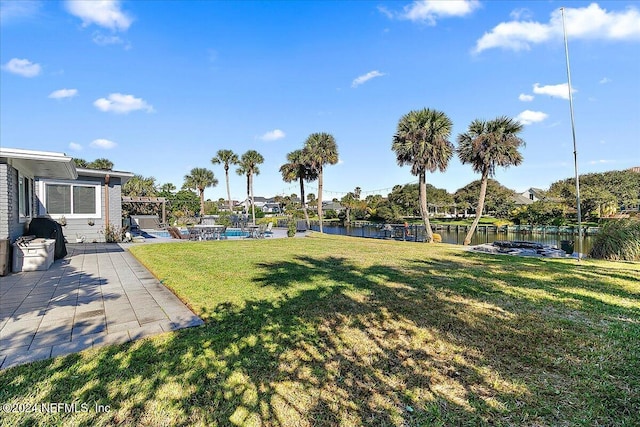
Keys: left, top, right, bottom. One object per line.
{"left": 0, "top": 147, "right": 77, "bottom": 179}
{"left": 76, "top": 167, "right": 135, "bottom": 185}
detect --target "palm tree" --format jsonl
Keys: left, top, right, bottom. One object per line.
{"left": 391, "top": 108, "right": 454, "bottom": 243}
{"left": 159, "top": 182, "right": 176, "bottom": 194}
{"left": 280, "top": 149, "right": 317, "bottom": 228}
{"left": 236, "top": 150, "right": 264, "bottom": 224}
{"left": 457, "top": 116, "right": 525, "bottom": 245}
{"left": 123, "top": 175, "right": 158, "bottom": 197}
{"left": 88, "top": 158, "right": 114, "bottom": 170}
{"left": 183, "top": 167, "right": 218, "bottom": 216}
{"left": 303, "top": 132, "right": 339, "bottom": 233}
{"left": 211, "top": 149, "right": 239, "bottom": 213}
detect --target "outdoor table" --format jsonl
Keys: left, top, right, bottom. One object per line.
{"left": 192, "top": 225, "right": 225, "bottom": 240}
{"left": 246, "top": 225, "right": 260, "bottom": 238}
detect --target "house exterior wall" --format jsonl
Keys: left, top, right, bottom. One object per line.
{"left": 35, "top": 175, "right": 125, "bottom": 243}
{"left": 520, "top": 189, "right": 539, "bottom": 202}
{"left": 0, "top": 163, "right": 36, "bottom": 242}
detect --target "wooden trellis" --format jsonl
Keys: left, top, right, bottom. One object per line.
{"left": 121, "top": 196, "right": 166, "bottom": 224}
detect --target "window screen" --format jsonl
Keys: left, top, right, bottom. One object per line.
{"left": 46, "top": 184, "right": 72, "bottom": 214}
{"left": 73, "top": 186, "right": 96, "bottom": 214}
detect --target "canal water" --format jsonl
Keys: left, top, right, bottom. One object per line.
{"left": 310, "top": 224, "right": 595, "bottom": 254}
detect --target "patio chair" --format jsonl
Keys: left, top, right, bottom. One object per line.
{"left": 257, "top": 223, "right": 267, "bottom": 239}
{"left": 239, "top": 223, "right": 246, "bottom": 238}
{"left": 168, "top": 227, "right": 188, "bottom": 240}
{"left": 131, "top": 215, "right": 167, "bottom": 230}
{"left": 264, "top": 222, "right": 273, "bottom": 237}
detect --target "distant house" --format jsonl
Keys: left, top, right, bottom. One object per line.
{"left": 1, "top": 147, "right": 133, "bottom": 244}
{"left": 630, "top": 166, "right": 640, "bottom": 173}
{"left": 216, "top": 200, "right": 240, "bottom": 212}
{"left": 322, "top": 201, "right": 344, "bottom": 213}
{"left": 262, "top": 203, "right": 282, "bottom": 214}
{"left": 513, "top": 194, "right": 534, "bottom": 206}
{"left": 240, "top": 196, "right": 268, "bottom": 209}
{"left": 520, "top": 187, "right": 546, "bottom": 202}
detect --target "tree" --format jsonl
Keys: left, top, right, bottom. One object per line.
{"left": 159, "top": 182, "right": 176, "bottom": 194}
{"left": 391, "top": 108, "right": 454, "bottom": 242}
{"left": 123, "top": 175, "right": 158, "bottom": 197}
{"left": 303, "top": 132, "right": 339, "bottom": 233}
{"left": 211, "top": 149, "right": 239, "bottom": 213}
{"left": 183, "top": 168, "right": 218, "bottom": 216}
{"left": 73, "top": 158, "right": 88, "bottom": 168}
{"left": 388, "top": 184, "right": 420, "bottom": 217}
{"left": 457, "top": 116, "right": 524, "bottom": 245}
{"left": 454, "top": 179, "right": 515, "bottom": 219}
{"left": 236, "top": 150, "right": 264, "bottom": 224}
{"left": 280, "top": 149, "right": 317, "bottom": 228}
{"left": 88, "top": 158, "right": 114, "bottom": 170}
{"left": 73, "top": 157, "right": 114, "bottom": 170}
{"left": 170, "top": 189, "right": 200, "bottom": 218}
{"left": 549, "top": 169, "right": 640, "bottom": 219}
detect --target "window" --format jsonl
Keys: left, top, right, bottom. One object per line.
{"left": 18, "top": 174, "right": 32, "bottom": 221}
{"left": 42, "top": 181, "right": 101, "bottom": 218}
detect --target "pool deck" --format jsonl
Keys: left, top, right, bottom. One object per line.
{"left": 0, "top": 243, "right": 204, "bottom": 370}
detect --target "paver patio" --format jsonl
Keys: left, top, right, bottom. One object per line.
{"left": 0, "top": 243, "right": 203, "bottom": 370}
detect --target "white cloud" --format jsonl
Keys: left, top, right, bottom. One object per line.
{"left": 400, "top": 0, "right": 480, "bottom": 24}
{"left": 0, "top": 0, "right": 41, "bottom": 24}
{"left": 92, "top": 32, "right": 122, "bottom": 45}
{"left": 90, "top": 139, "right": 117, "bottom": 149}
{"left": 352, "top": 70, "right": 385, "bottom": 88}
{"left": 533, "top": 83, "right": 576, "bottom": 100}
{"left": 588, "top": 159, "right": 615, "bottom": 165}
{"left": 93, "top": 93, "right": 154, "bottom": 114}
{"left": 65, "top": 0, "right": 132, "bottom": 31}
{"left": 377, "top": 6, "right": 394, "bottom": 20}
{"left": 2, "top": 58, "right": 41, "bottom": 77}
{"left": 474, "top": 3, "right": 640, "bottom": 53}
{"left": 516, "top": 110, "right": 548, "bottom": 125}
{"left": 49, "top": 88, "right": 78, "bottom": 99}
{"left": 519, "top": 93, "right": 534, "bottom": 102}
{"left": 599, "top": 77, "right": 612, "bottom": 84}
{"left": 68, "top": 142, "right": 82, "bottom": 151}
{"left": 259, "top": 129, "right": 286, "bottom": 141}
{"left": 510, "top": 8, "right": 532, "bottom": 21}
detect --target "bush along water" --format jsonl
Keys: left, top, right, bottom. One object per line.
{"left": 589, "top": 219, "right": 640, "bottom": 261}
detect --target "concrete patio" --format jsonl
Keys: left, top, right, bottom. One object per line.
{"left": 0, "top": 243, "right": 203, "bottom": 370}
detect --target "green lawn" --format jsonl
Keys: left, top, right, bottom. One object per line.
{"left": 1, "top": 234, "right": 638, "bottom": 426}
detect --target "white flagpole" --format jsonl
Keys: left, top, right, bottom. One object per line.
{"left": 561, "top": 7, "right": 583, "bottom": 261}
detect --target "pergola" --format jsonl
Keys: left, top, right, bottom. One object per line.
{"left": 121, "top": 196, "right": 167, "bottom": 224}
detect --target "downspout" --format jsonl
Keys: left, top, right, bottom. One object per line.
{"left": 104, "top": 174, "right": 110, "bottom": 227}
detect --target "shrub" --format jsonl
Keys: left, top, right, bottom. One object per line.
{"left": 589, "top": 219, "right": 640, "bottom": 261}
{"left": 287, "top": 220, "right": 297, "bottom": 237}
{"left": 432, "top": 233, "right": 442, "bottom": 243}
{"left": 103, "top": 223, "right": 124, "bottom": 243}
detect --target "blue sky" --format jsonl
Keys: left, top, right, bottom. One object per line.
{"left": 2, "top": 0, "right": 639, "bottom": 202}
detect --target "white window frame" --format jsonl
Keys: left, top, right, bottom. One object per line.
{"left": 38, "top": 179, "right": 102, "bottom": 219}
{"left": 18, "top": 173, "right": 33, "bottom": 223}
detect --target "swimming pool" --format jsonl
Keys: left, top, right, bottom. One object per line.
{"left": 142, "top": 228, "right": 249, "bottom": 239}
